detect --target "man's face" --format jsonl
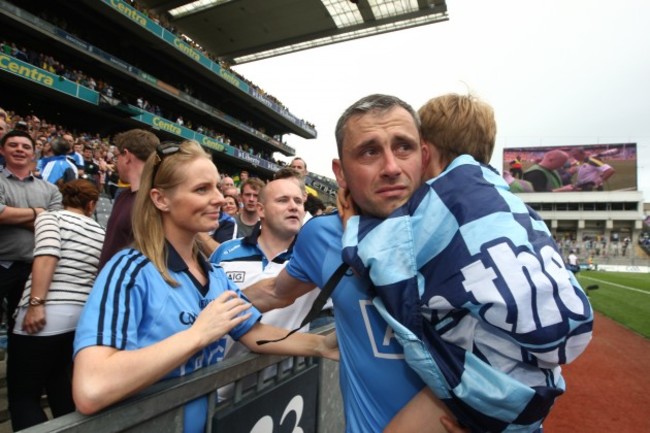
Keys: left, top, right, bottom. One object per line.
{"left": 83, "top": 148, "right": 93, "bottom": 159}
{"left": 0, "top": 119, "right": 7, "bottom": 140}
{"left": 2, "top": 136, "right": 35, "bottom": 171}
{"left": 241, "top": 184, "right": 260, "bottom": 214}
{"left": 240, "top": 171, "right": 249, "bottom": 181}
{"left": 258, "top": 179, "right": 305, "bottom": 239}
{"left": 114, "top": 148, "right": 128, "bottom": 182}
{"left": 220, "top": 177, "right": 235, "bottom": 190}
{"left": 290, "top": 159, "right": 307, "bottom": 176}
{"left": 332, "top": 106, "right": 426, "bottom": 218}
{"left": 74, "top": 143, "right": 83, "bottom": 154}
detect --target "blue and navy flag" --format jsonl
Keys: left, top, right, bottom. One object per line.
{"left": 342, "top": 155, "right": 593, "bottom": 433}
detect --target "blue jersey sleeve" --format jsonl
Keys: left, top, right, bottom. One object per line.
{"left": 74, "top": 249, "right": 150, "bottom": 356}
{"left": 286, "top": 214, "right": 341, "bottom": 288}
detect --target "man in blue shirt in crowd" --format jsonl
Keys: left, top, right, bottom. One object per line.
{"left": 40, "top": 137, "right": 78, "bottom": 185}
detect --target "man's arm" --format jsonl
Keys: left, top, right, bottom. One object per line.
{"left": 196, "top": 232, "right": 220, "bottom": 258}
{"left": 245, "top": 268, "right": 316, "bottom": 313}
{"left": 0, "top": 205, "right": 44, "bottom": 229}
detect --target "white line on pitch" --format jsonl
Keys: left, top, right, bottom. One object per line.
{"left": 580, "top": 275, "right": 650, "bottom": 296}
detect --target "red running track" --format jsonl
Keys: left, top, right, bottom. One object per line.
{"left": 544, "top": 312, "right": 650, "bottom": 432}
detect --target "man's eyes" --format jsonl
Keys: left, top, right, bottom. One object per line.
{"left": 394, "top": 142, "right": 416, "bottom": 155}
{"left": 358, "top": 147, "right": 379, "bottom": 158}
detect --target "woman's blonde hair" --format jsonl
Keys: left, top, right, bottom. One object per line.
{"left": 132, "top": 140, "right": 212, "bottom": 286}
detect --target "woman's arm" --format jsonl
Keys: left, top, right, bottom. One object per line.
{"left": 73, "top": 291, "right": 252, "bottom": 414}
{"left": 239, "top": 324, "right": 338, "bottom": 361}
{"left": 21, "top": 255, "right": 59, "bottom": 334}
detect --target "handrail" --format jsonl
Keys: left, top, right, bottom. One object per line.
{"left": 20, "top": 327, "right": 338, "bottom": 433}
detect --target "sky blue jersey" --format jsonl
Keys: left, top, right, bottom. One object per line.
{"left": 74, "top": 246, "right": 261, "bottom": 433}
{"left": 287, "top": 214, "right": 425, "bottom": 433}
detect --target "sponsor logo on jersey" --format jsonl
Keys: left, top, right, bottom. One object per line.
{"left": 226, "top": 271, "right": 246, "bottom": 283}
{"left": 359, "top": 300, "right": 405, "bottom": 359}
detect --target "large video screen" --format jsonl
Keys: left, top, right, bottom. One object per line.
{"left": 502, "top": 143, "right": 637, "bottom": 193}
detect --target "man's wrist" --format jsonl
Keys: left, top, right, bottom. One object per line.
{"left": 31, "top": 207, "right": 37, "bottom": 220}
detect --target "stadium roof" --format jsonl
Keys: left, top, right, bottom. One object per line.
{"left": 137, "top": 0, "right": 448, "bottom": 64}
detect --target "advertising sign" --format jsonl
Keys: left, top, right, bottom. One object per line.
{"left": 213, "top": 365, "right": 319, "bottom": 433}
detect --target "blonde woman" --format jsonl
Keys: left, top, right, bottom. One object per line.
{"left": 72, "top": 141, "right": 337, "bottom": 433}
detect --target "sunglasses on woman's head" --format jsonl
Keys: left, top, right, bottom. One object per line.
{"left": 151, "top": 142, "right": 181, "bottom": 187}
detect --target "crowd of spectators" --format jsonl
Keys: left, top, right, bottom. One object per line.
{"left": 25, "top": 0, "right": 314, "bottom": 132}
{"left": 0, "top": 110, "right": 334, "bottom": 429}
{"left": 0, "top": 107, "right": 287, "bottom": 196}
{"left": 123, "top": 0, "right": 315, "bottom": 130}
{"left": 640, "top": 231, "right": 650, "bottom": 255}
{"left": 1, "top": 37, "right": 286, "bottom": 164}
{"left": 1, "top": 41, "right": 113, "bottom": 97}
{"left": 0, "top": 108, "right": 122, "bottom": 197}
{"left": 555, "top": 232, "right": 644, "bottom": 266}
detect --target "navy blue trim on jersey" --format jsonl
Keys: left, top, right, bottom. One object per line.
{"left": 96, "top": 250, "right": 149, "bottom": 348}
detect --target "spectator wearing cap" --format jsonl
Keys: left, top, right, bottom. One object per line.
{"left": 13, "top": 120, "right": 29, "bottom": 132}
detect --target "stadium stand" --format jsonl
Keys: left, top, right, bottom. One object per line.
{"left": 0, "top": 0, "right": 334, "bottom": 190}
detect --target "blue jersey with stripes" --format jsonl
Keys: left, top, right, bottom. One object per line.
{"left": 74, "top": 245, "right": 261, "bottom": 433}
{"left": 41, "top": 155, "right": 77, "bottom": 184}
{"left": 286, "top": 214, "right": 425, "bottom": 433}
{"left": 341, "top": 155, "right": 593, "bottom": 433}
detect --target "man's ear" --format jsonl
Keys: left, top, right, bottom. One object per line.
{"left": 421, "top": 140, "right": 431, "bottom": 178}
{"left": 332, "top": 158, "right": 347, "bottom": 190}
{"left": 150, "top": 188, "right": 169, "bottom": 212}
{"left": 256, "top": 202, "right": 265, "bottom": 220}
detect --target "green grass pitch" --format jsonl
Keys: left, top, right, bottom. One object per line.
{"left": 577, "top": 271, "right": 650, "bottom": 338}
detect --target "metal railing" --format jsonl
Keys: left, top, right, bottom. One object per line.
{"left": 20, "top": 327, "right": 342, "bottom": 433}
